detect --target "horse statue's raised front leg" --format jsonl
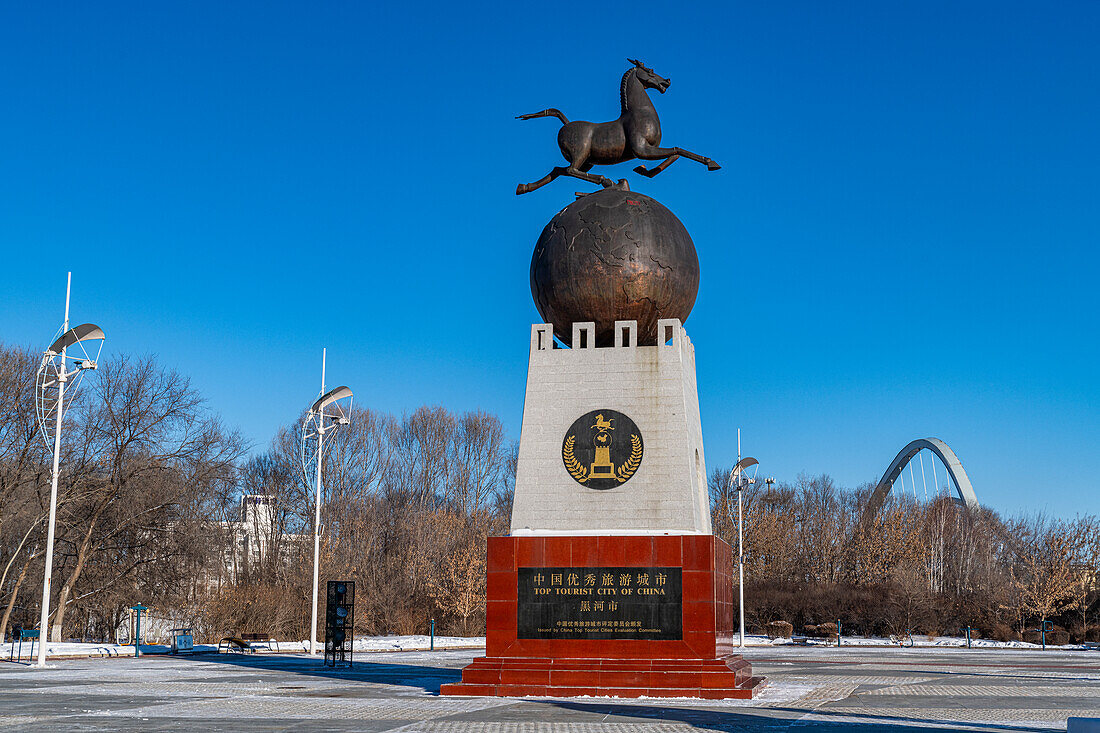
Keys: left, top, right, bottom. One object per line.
{"left": 633, "top": 154, "right": 680, "bottom": 178}
{"left": 632, "top": 144, "right": 720, "bottom": 177}
{"left": 517, "top": 166, "right": 614, "bottom": 195}
{"left": 516, "top": 108, "right": 570, "bottom": 125}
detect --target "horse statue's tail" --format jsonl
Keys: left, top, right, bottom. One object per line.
{"left": 516, "top": 108, "right": 569, "bottom": 125}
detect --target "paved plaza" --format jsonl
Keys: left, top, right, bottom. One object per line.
{"left": 1, "top": 646, "right": 1097, "bottom": 731}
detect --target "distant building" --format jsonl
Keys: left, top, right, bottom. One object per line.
{"left": 216, "top": 494, "right": 306, "bottom": 585}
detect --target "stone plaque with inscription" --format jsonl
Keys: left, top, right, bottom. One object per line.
{"left": 517, "top": 566, "right": 682, "bottom": 640}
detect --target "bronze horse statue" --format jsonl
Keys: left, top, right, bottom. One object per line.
{"left": 515, "top": 59, "right": 720, "bottom": 195}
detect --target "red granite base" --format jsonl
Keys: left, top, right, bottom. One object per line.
{"left": 440, "top": 655, "right": 764, "bottom": 698}
{"left": 441, "top": 535, "right": 765, "bottom": 699}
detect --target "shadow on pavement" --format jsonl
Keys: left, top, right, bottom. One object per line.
{"left": 543, "top": 699, "right": 1056, "bottom": 732}
{"left": 176, "top": 651, "right": 461, "bottom": 694}
{"left": 173, "top": 654, "right": 1072, "bottom": 731}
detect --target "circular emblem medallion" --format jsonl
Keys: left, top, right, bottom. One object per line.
{"left": 561, "top": 410, "right": 644, "bottom": 490}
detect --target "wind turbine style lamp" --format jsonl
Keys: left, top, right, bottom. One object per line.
{"left": 732, "top": 428, "right": 759, "bottom": 651}
{"left": 34, "top": 274, "right": 106, "bottom": 668}
{"left": 301, "top": 349, "right": 353, "bottom": 657}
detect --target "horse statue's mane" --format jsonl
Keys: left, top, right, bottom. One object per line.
{"left": 619, "top": 67, "right": 637, "bottom": 115}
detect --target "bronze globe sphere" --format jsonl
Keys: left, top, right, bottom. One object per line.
{"left": 530, "top": 188, "right": 700, "bottom": 347}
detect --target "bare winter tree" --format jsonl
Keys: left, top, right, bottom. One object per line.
{"left": 0, "top": 344, "right": 54, "bottom": 638}
{"left": 449, "top": 411, "right": 507, "bottom": 516}
{"left": 45, "top": 355, "right": 246, "bottom": 641}
{"left": 388, "top": 406, "right": 454, "bottom": 508}
{"left": 1007, "top": 517, "right": 1082, "bottom": 637}
{"left": 1074, "top": 516, "right": 1100, "bottom": 636}
{"left": 429, "top": 525, "right": 487, "bottom": 635}
{"left": 886, "top": 562, "right": 932, "bottom": 636}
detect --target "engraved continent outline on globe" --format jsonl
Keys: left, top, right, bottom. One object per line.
{"left": 530, "top": 188, "right": 700, "bottom": 347}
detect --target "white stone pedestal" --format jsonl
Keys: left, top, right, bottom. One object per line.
{"left": 510, "top": 319, "right": 711, "bottom": 536}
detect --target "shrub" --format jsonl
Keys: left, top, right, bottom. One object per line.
{"left": 981, "top": 623, "right": 1020, "bottom": 643}
{"left": 196, "top": 583, "right": 309, "bottom": 643}
{"left": 764, "top": 621, "right": 793, "bottom": 639}
{"left": 802, "top": 623, "right": 838, "bottom": 640}
{"left": 1023, "top": 625, "right": 1070, "bottom": 646}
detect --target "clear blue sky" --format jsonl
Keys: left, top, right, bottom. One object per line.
{"left": 1, "top": 2, "right": 1096, "bottom": 519}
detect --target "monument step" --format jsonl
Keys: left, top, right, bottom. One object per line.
{"left": 441, "top": 655, "right": 765, "bottom": 700}
{"left": 440, "top": 679, "right": 766, "bottom": 700}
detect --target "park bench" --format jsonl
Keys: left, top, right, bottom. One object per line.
{"left": 218, "top": 632, "right": 274, "bottom": 654}
{"left": 218, "top": 636, "right": 253, "bottom": 654}
{"left": 241, "top": 632, "right": 274, "bottom": 651}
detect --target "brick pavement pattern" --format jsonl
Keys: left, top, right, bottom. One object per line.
{"left": 0, "top": 646, "right": 1097, "bottom": 731}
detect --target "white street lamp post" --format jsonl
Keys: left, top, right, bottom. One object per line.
{"left": 737, "top": 429, "right": 745, "bottom": 649}
{"left": 37, "top": 325, "right": 67, "bottom": 667}
{"left": 34, "top": 273, "right": 105, "bottom": 667}
{"left": 737, "top": 487, "right": 745, "bottom": 646}
{"left": 310, "top": 352, "right": 325, "bottom": 657}
{"left": 732, "top": 429, "right": 757, "bottom": 651}
{"left": 301, "top": 349, "right": 352, "bottom": 657}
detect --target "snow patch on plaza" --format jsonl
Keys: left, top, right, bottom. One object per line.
{"left": 278, "top": 635, "right": 486, "bottom": 653}
{"left": 6, "top": 632, "right": 1094, "bottom": 662}
{"left": 749, "top": 633, "right": 1088, "bottom": 650}
{"left": 1, "top": 634, "right": 486, "bottom": 661}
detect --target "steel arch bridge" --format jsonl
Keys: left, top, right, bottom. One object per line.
{"left": 863, "top": 437, "right": 980, "bottom": 520}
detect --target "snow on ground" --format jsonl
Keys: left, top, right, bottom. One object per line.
{"left": 3, "top": 633, "right": 1092, "bottom": 661}
{"left": 0, "top": 635, "right": 486, "bottom": 660}
{"left": 0, "top": 641, "right": 219, "bottom": 660}
{"left": 750, "top": 633, "right": 1089, "bottom": 650}
{"left": 274, "top": 635, "right": 487, "bottom": 653}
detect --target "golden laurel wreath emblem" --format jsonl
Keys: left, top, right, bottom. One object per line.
{"left": 563, "top": 432, "right": 642, "bottom": 484}
{"left": 616, "top": 434, "right": 642, "bottom": 482}
{"left": 562, "top": 435, "right": 588, "bottom": 482}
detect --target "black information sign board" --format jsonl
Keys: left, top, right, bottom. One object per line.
{"left": 517, "top": 566, "right": 682, "bottom": 640}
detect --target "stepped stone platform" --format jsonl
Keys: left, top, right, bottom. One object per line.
{"left": 442, "top": 654, "right": 764, "bottom": 699}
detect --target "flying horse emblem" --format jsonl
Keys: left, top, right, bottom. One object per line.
{"left": 515, "top": 59, "right": 721, "bottom": 195}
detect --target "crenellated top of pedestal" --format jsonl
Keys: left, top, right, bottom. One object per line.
{"left": 530, "top": 318, "right": 695, "bottom": 360}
